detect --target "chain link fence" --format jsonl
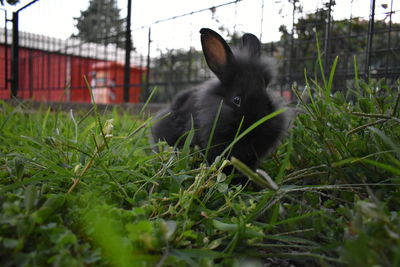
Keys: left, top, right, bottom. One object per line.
{"left": 0, "top": 0, "right": 399, "bottom": 104}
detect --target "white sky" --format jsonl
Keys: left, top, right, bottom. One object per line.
{"left": 1, "top": 0, "right": 399, "bottom": 56}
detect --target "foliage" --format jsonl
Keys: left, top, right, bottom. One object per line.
{"left": 278, "top": 7, "right": 400, "bottom": 85}
{"left": 72, "top": 0, "right": 126, "bottom": 48}
{"left": 0, "top": 62, "right": 400, "bottom": 265}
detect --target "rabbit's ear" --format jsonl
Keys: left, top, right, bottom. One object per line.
{"left": 200, "top": 28, "right": 234, "bottom": 81}
{"left": 242, "top": 33, "right": 261, "bottom": 58}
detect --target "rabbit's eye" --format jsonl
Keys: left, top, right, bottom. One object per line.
{"left": 233, "top": 96, "right": 241, "bottom": 107}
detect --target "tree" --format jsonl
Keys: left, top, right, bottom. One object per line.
{"left": 72, "top": 0, "right": 126, "bottom": 48}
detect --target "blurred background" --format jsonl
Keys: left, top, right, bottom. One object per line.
{"left": 0, "top": 0, "right": 399, "bottom": 104}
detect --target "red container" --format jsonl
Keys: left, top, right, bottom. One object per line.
{"left": 88, "top": 61, "right": 142, "bottom": 104}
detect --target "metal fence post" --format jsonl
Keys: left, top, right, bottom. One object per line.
{"left": 144, "top": 27, "right": 151, "bottom": 101}
{"left": 287, "top": 0, "right": 296, "bottom": 87}
{"left": 365, "top": 0, "right": 376, "bottom": 79}
{"left": 384, "top": 0, "right": 394, "bottom": 81}
{"left": 323, "top": 0, "right": 333, "bottom": 72}
{"left": 123, "top": 0, "right": 132, "bottom": 102}
{"left": 11, "top": 11, "right": 19, "bottom": 98}
{"left": 3, "top": 9, "right": 9, "bottom": 92}
{"left": 9, "top": 0, "right": 40, "bottom": 99}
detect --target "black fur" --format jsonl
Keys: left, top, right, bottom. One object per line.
{"left": 151, "top": 28, "right": 287, "bottom": 169}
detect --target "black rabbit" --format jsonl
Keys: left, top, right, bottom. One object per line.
{"left": 151, "top": 28, "right": 287, "bottom": 169}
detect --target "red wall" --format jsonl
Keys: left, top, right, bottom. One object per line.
{"left": 0, "top": 44, "right": 142, "bottom": 103}
{"left": 0, "top": 45, "right": 11, "bottom": 99}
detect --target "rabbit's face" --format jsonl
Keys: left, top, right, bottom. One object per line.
{"left": 220, "top": 65, "right": 274, "bottom": 125}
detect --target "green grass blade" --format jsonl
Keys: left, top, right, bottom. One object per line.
{"left": 205, "top": 100, "right": 223, "bottom": 161}
{"left": 176, "top": 116, "right": 195, "bottom": 171}
{"left": 276, "top": 130, "right": 294, "bottom": 184}
{"left": 41, "top": 107, "right": 51, "bottom": 136}
{"left": 83, "top": 76, "right": 108, "bottom": 150}
{"left": 326, "top": 56, "right": 338, "bottom": 100}
{"left": 361, "top": 159, "right": 400, "bottom": 176}
{"left": 315, "top": 31, "right": 326, "bottom": 89}
{"left": 221, "top": 108, "right": 287, "bottom": 158}
{"left": 139, "top": 86, "right": 158, "bottom": 116}
{"left": 353, "top": 55, "right": 360, "bottom": 91}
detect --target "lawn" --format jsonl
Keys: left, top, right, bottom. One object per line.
{"left": 1, "top": 70, "right": 400, "bottom": 266}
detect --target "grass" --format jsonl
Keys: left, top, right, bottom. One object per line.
{"left": 1, "top": 66, "right": 400, "bottom": 266}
